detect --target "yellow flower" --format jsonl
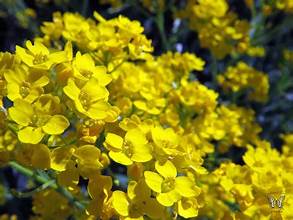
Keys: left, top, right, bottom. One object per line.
{"left": 177, "top": 80, "right": 218, "bottom": 113}
{"left": 144, "top": 160, "right": 200, "bottom": 207}
{"left": 8, "top": 98, "right": 69, "bottom": 144}
{"left": 63, "top": 77, "right": 111, "bottom": 120}
{"left": 73, "top": 52, "right": 111, "bottom": 84}
{"left": 50, "top": 145, "right": 75, "bottom": 171}
{"left": 217, "top": 62, "right": 269, "bottom": 102}
{"left": 16, "top": 40, "right": 69, "bottom": 69}
{"left": 105, "top": 129, "right": 152, "bottom": 165}
{"left": 4, "top": 65, "right": 49, "bottom": 103}
{"left": 151, "top": 125, "right": 182, "bottom": 157}
{"left": 73, "top": 145, "right": 104, "bottom": 175}
{"left": 15, "top": 143, "right": 51, "bottom": 169}
{"left": 87, "top": 173, "right": 113, "bottom": 219}
{"left": 112, "top": 180, "right": 165, "bottom": 219}
{"left": 177, "top": 197, "right": 199, "bottom": 218}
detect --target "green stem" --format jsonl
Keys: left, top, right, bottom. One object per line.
{"left": 81, "top": 0, "right": 89, "bottom": 17}
{"left": 8, "top": 161, "right": 85, "bottom": 210}
{"left": 155, "top": 12, "right": 170, "bottom": 51}
{"left": 211, "top": 55, "right": 218, "bottom": 86}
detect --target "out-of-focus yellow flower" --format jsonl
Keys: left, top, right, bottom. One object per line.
{"left": 217, "top": 62, "right": 269, "bottom": 102}
{"left": 15, "top": 143, "right": 51, "bottom": 169}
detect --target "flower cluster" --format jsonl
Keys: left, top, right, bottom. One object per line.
{"left": 217, "top": 62, "right": 269, "bottom": 103}
{"left": 177, "top": 0, "right": 253, "bottom": 59}
{"left": 0, "top": 5, "right": 291, "bottom": 220}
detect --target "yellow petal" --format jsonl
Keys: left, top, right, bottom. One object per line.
{"left": 125, "top": 129, "right": 147, "bottom": 146}
{"left": 112, "top": 191, "right": 129, "bottom": 217}
{"left": 31, "top": 144, "right": 51, "bottom": 169}
{"left": 131, "top": 144, "right": 152, "bottom": 163}
{"left": 42, "top": 115, "right": 70, "bottom": 135}
{"left": 87, "top": 101, "right": 110, "bottom": 119}
{"left": 16, "top": 46, "right": 34, "bottom": 66}
{"left": 144, "top": 171, "right": 163, "bottom": 193}
{"left": 177, "top": 198, "right": 198, "bottom": 218}
{"left": 157, "top": 190, "right": 180, "bottom": 207}
{"left": 109, "top": 151, "right": 133, "bottom": 166}
{"left": 9, "top": 99, "right": 33, "bottom": 126}
{"left": 63, "top": 78, "right": 80, "bottom": 100}
{"left": 82, "top": 78, "right": 109, "bottom": 101}
{"left": 105, "top": 133, "right": 123, "bottom": 150}
{"left": 32, "top": 75, "right": 50, "bottom": 87}
{"left": 88, "top": 174, "right": 112, "bottom": 199}
{"left": 155, "top": 160, "right": 177, "bottom": 178}
{"left": 51, "top": 146, "right": 75, "bottom": 171}
{"left": 26, "top": 40, "right": 49, "bottom": 55}
{"left": 127, "top": 181, "right": 137, "bottom": 200}
{"left": 74, "top": 145, "right": 101, "bottom": 163}
{"left": 18, "top": 127, "right": 44, "bottom": 144}
{"left": 175, "top": 176, "right": 200, "bottom": 197}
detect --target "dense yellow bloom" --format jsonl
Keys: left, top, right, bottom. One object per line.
{"left": 178, "top": 0, "right": 251, "bottom": 58}
{"left": 0, "top": 8, "right": 290, "bottom": 220}
{"left": 73, "top": 145, "right": 105, "bottom": 175}
{"left": 151, "top": 125, "right": 181, "bottom": 157}
{"left": 217, "top": 62, "right": 269, "bottom": 102}
{"left": 176, "top": 80, "right": 218, "bottom": 112}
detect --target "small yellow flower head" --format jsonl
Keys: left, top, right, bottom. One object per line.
{"left": 144, "top": 160, "right": 200, "bottom": 209}
{"left": 64, "top": 77, "right": 112, "bottom": 120}
{"left": 73, "top": 145, "right": 106, "bottom": 176}
{"left": 4, "top": 65, "right": 49, "bottom": 103}
{"left": 16, "top": 40, "right": 69, "bottom": 69}
{"left": 9, "top": 97, "right": 69, "bottom": 144}
{"left": 105, "top": 129, "right": 152, "bottom": 165}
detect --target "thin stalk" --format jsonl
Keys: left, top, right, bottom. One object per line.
{"left": 155, "top": 12, "right": 170, "bottom": 51}
{"left": 8, "top": 161, "right": 85, "bottom": 210}
{"left": 211, "top": 55, "right": 218, "bottom": 86}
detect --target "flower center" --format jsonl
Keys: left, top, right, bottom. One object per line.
{"left": 123, "top": 140, "right": 133, "bottom": 157}
{"left": 19, "top": 81, "right": 31, "bottom": 98}
{"left": 33, "top": 54, "right": 48, "bottom": 65}
{"left": 31, "top": 114, "right": 50, "bottom": 127}
{"left": 79, "top": 91, "right": 91, "bottom": 111}
{"left": 80, "top": 70, "right": 93, "bottom": 79}
{"left": 129, "top": 202, "right": 142, "bottom": 218}
{"left": 161, "top": 178, "right": 175, "bottom": 193}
